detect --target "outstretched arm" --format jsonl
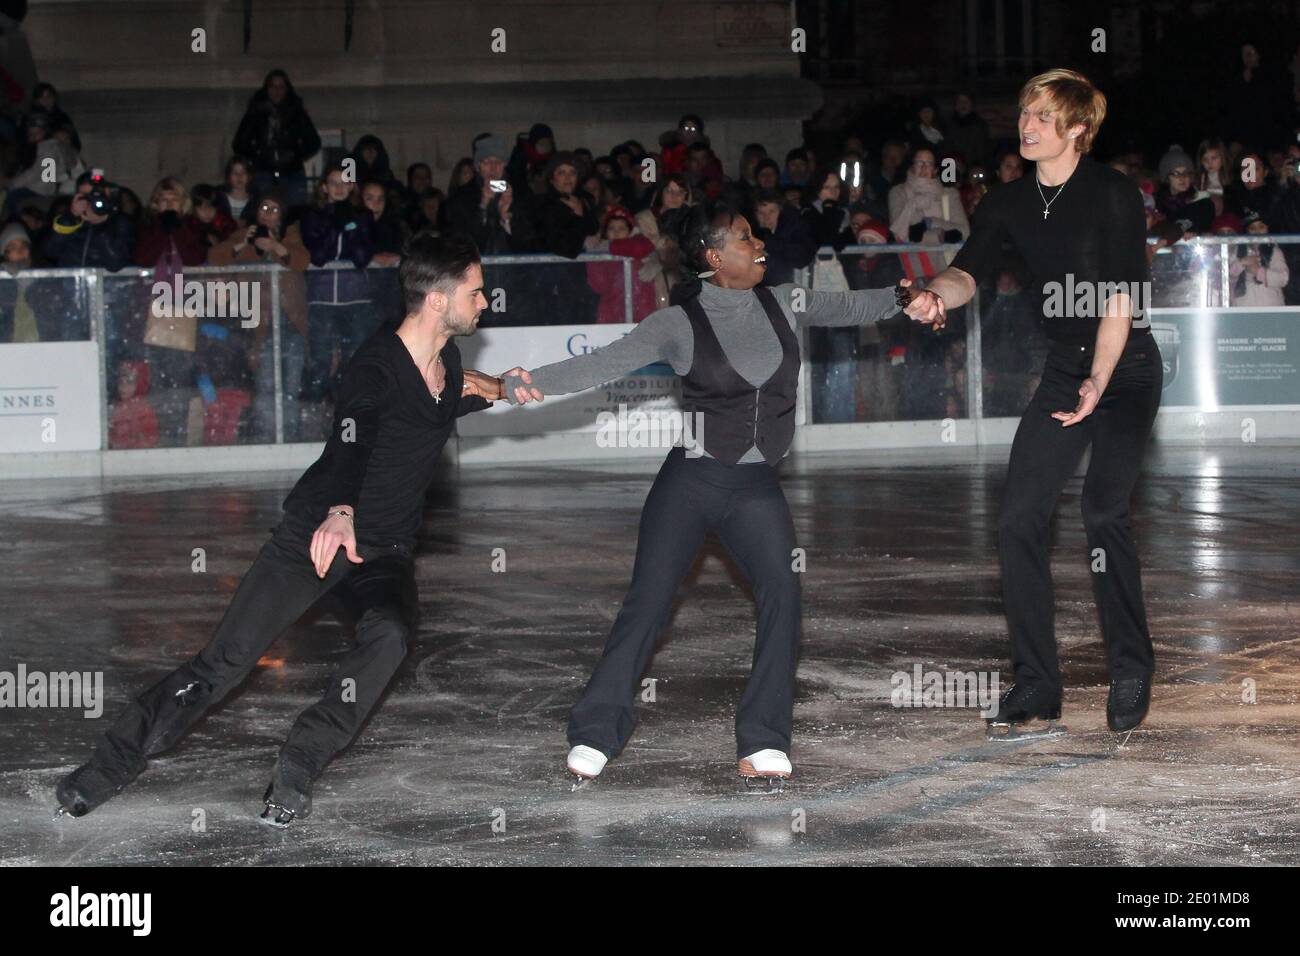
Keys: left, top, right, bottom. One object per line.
{"left": 499, "top": 307, "right": 688, "bottom": 405}
{"left": 783, "top": 284, "right": 905, "bottom": 327}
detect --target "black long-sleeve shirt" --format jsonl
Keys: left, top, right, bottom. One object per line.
{"left": 283, "top": 331, "right": 491, "bottom": 547}
{"left": 950, "top": 155, "right": 1149, "bottom": 345}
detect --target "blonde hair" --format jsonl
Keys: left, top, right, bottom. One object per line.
{"left": 1018, "top": 68, "right": 1107, "bottom": 155}
{"left": 148, "top": 176, "right": 192, "bottom": 217}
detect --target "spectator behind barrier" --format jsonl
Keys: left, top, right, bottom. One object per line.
{"left": 888, "top": 147, "right": 970, "bottom": 246}
{"left": 231, "top": 69, "right": 321, "bottom": 208}
{"left": 752, "top": 190, "right": 815, "bottom": 286}
{"left": 584, "top": 205, "right": 658, "bottom": 323}
{"left": 299, "top": 163, "right": 375, "bottom": 422}
{"left": 209, "top": 191, "right": 310, "bottom": 442}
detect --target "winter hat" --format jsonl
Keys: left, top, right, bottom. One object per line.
{"left": 852, "top": 217, "right": 890, "bottom": 243}
{"left": 1158, "top": 145, "right": 1195, "bottom": 183}
{"left": 602, "top": 205, "right": 636, "bottom": 235}
{"left": 118, "top": 360, "right": 151, "bottom": 398}
{"left": 0, "top": 222, "right": 31, "bottom": 255}
{"left": 1212, "top": 212, "right": 1244, "bottom": 234}
{"left": 473, "top": 135, "right": 508, "bottom": 165}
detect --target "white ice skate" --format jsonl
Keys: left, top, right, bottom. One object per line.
{"left": 738, "top": 749, "right": 791, "bottom": 793}
{"left": 566, "top": 745, "right": 608, "bottom": 789}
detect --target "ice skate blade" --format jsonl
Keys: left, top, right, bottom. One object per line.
{"left": 741, "top": 775, "right": 787, "bottom": 794}
{"left": 258, "top": 803, "right": 298, "bottom": 829}
{"left": 1115, "top": 728, "right": 1137, "bottom": 749}
{"left": 986, "top": 720, "right": 1067, "bottom": 742}
{"left": 569, "top": 772, "right": 597, "bottom": 792}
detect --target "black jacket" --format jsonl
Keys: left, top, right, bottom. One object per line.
{"left": 533, "top": 188, "right": 597, "bottom": 259}
{"left": 444, "top": 178, "right": 538, "bottom": 255}
{"left": 44, "top": 213, "right": 134, "bottom": 270}
{"left": 232, "top": 91, "right": 322, "bottom": 176}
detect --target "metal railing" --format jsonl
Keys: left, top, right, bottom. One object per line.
{"left": 3, "top": 240, "right": 1296, "bottom": 453}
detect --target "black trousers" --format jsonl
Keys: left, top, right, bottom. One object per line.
{"left": 998, "top": 335, "right": 1162, "bottom": 689}
{"left": 568, "top": 446, "right": 802, "bottom": 759}
{"left": 89, "top": 512, "right": 417, "bottom": 785}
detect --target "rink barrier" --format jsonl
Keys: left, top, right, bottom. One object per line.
{"left": 2, "top": 243, "right": 1299, "bottom": 476}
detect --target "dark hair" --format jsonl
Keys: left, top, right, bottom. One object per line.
{"left": 245, "top": 189, "right": 286, "bottom": 225}
{"left": 678, "top": 113, "right": 704, "bottom": 131}
{"left": 785, "top": 147, "right": 810, "bottom": 164}
{"left": 650, "top": 173, "right": 692, "bottom": 215}
{"left": 754, "top": 158, "right": 781, "bottom": 180}
{"left": 448, "top": 157, "right": 475, "bottom": 193}
{"left": 399, "top": 233, "right": 482, "bottom": 314}
{"left": 669, "top": 200, "right": 739, "bottom": 305}
{"left": 190, "top": 183, "right": 219, "bottom": 207}
{"left": 407, "top": 162, "right": 432, "bottom": 185}
{"left": 810, "top": 169, "right": 846, "bottom": 203}
{"left": 223, "top": 155, "right": 252, "bottom": 182}
{"left": 257, "top": 69, "right": 301, "bottom": 106}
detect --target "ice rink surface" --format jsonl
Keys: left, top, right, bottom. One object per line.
{"left": 2, "top": 442, "right": 1297, "bottom": 866}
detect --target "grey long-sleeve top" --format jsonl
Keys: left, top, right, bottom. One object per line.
{"left": 500, "top": 280, "right": 902, "bottom": 463}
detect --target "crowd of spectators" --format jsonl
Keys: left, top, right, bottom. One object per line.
{"left": 3, "top": 49, "right": 1299, "bottom": 440}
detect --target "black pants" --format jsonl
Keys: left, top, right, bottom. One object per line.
{"left": 568, "top": 446, "right": 802, "bottom": 759}
{"left": 998, "top": 335, "right": 1162, "bottom": 689}
{"left": 89, "top": 512, "right": 417, "bottom": 785}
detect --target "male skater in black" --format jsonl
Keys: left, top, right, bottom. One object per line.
{"left": 904, "top": 69, "right": 1162, "bottom": 738}
{"left": 56, "top": 234, "right": 528, "bottom": 825}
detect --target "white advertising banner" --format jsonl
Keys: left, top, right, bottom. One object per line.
{"left": 457, "top": 324, "right": 684, "bottom": 437}
{"left": 0, "top": 342, "right": 103, "bottom": 453}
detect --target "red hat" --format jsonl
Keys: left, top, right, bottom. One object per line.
{"left": 853, "top": 217, "right": 890, "bottom": 243}
{"left": 602, "top": 204, "right": 636, "bottom": 234}
{"left": 1211, "top": 212, "right": 1243, "bottom": 234}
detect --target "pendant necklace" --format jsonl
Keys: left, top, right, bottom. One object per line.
{"left": 1036, "top": 175, "right": 1067, "bottom": 220}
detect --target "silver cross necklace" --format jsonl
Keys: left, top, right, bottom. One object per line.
{"left": 1035, "top": 174, "right": 1067, "bottom": 220}
{"left": 427, "top": 355, "right": 444, "bottom": 403}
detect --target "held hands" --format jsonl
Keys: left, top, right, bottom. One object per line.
{"left": 900, "top": 278, "right": 947, "bottom": 331}
{"left": 504, "top": 366, "right": 544, "bottom": 404}
{"left": 310, "top": 509, "right": 363, "bottom": 578}
{"left": 1053, "top": 376, "right": 1103, "bottom": 427}
{"left": 461, "top": 368, "right": 504, "bottom": 401}
{"left": 460, "top": 366, "right": 544, "bottom": 404}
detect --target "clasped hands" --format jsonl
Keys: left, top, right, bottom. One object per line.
{"left": 462, "top": 367, "right": 545, "bottom": 404}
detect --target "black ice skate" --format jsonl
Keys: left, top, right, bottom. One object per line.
{"left": 259, "top": 758, "right": 313, "bottom": 828}
{"left": 54, "top": 759, "right": 137, "bottom": 819}
{"left": 1107, "top": 673, "right": 1152, "bottom": 743}
{"left": 985, "top": 682, "right": 1065, "bottom": 742}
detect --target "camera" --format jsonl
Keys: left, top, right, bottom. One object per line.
{"left": 83, "top": 170, "right": 117, "bottom": 217}
{"left": 254, "top": 224, "right": 271, "bottom": 240}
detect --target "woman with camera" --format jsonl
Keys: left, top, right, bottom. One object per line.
{"left": 210, "top": 191, "right": 311, "bottom": 441}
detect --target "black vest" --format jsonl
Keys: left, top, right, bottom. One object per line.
{"left": 679, "top": 285, "right": 800, "bottom": 465}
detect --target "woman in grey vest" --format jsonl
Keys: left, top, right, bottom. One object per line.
{"left": 502, "top": 201, "right": 906, "bottom": 789}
